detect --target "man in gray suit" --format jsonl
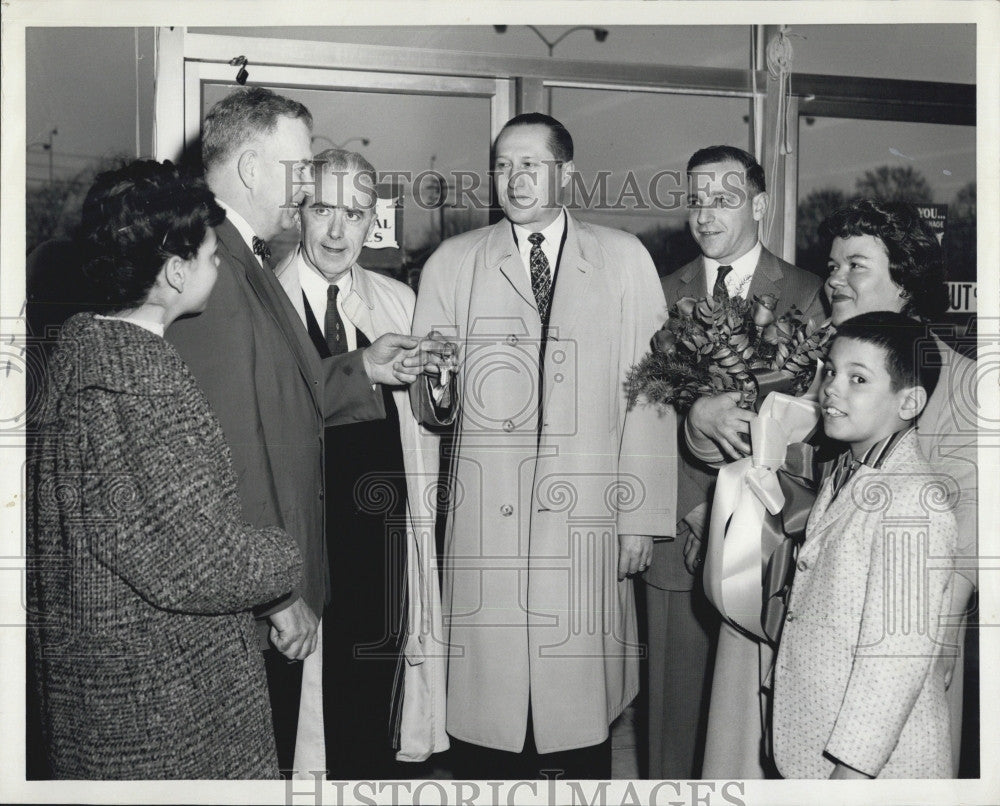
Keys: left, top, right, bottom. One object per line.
{"left": 167, "top": 87, "right": 450, "bottom": 774}
{"left": 642, "top": 145, "right": 826, "bottom": 779}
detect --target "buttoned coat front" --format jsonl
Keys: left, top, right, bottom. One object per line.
{"left": 411, "top": 215, "right": 677, "bottom": 753}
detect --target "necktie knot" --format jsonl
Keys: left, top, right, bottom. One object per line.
{"left": 252, "top": 236, "right": 271, "bottom": 261}
{"left": 713, "top": 264, "right": 733, "bottom": 298}
{"left": 528, "top": 232, "right": 545, "bottom": 247}
{"left": 327, "top": 284, "right": 340, "bottom": 302}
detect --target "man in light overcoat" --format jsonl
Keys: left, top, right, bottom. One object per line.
{"left": 411, "top": 113, "right": 677, "bottom": 778}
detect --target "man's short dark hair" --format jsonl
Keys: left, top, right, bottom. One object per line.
{"left": 687, "top": 145, "right": 766, "bottom": 197}
{"left": 495, "top": 113, "right": 574, "bottom": 163}
{"left": 202, "top": 87, "right": 313, "bottom": 171}
{"left": 834, "top": 311, "right": 940, "bottom": 399}
{"left": 821, "top": 198, "right": 948, "bottom": 322}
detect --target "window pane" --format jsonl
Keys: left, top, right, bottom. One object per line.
{"left": 796, "top": 116, "right": 976, "bottom": 334}
{"left": 549, "top": 87, "right": 750, "bottom": 275}
{"left": 202, "top": 83, "right": 492, "bottom": 284}
{"left": 791, "top": 24, "right": 974, "bottom": 83}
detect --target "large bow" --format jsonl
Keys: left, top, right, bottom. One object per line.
{"left": 703, "top": 392, "right": 821, "bottom": 642}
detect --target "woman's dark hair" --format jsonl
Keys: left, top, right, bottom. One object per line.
{"left": 80, "top": 160, "right": 225, "bottom": 311}
{"left": 821, "top": 198, "right": 948, "bottom": 322}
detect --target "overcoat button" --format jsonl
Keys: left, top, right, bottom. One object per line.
{"left": 797, "top": 559, "right": 808, "bottom": 572}
{"left": 502, "top": 420, "right": 515, "bottom": 432}
{"left": 506, "top": 334, "right": 518, "bottom": 346}
{"left": 500, "top": 504, "right": 514, "bottom": 517}
{"left": 785, "top": 611, "right": 795, "bottom": 622}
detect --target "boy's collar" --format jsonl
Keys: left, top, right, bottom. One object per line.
{"left": 844, "top": 426, "right": 915, "bottom": 471}
{"left": 826, "top": 426, "right": 914, "bottom": 501}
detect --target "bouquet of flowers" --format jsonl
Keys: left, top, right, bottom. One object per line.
{"left": 625, "top": 292, "right": 835, "bottom": 414}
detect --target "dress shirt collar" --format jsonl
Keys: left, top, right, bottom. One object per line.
{"left": 827, "top": 425, "right": 914, "bottom": 499}
{"left": 703, "top": 240, "right": 762, "bottom": 299}
{"left": 512, "top": 208, "right": 567, "bottom": 277}
{"left": 854, "top": 426, "right": 914, "bottom": 469}
{"left": 298, "top": 249, "right": 354, "bottom": 320}
{"left": 215, "top": 199, "right": 263, "bottom": 267}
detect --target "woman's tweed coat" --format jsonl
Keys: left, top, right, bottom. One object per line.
{"left": 27, "top": 314, "right": 302, "bottom": 779}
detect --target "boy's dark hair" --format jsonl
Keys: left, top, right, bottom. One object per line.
{"left": 687, "top": 145, "right": 766, "bottom": 197}
{"left": 495, "top": 113, "right": 574, "bottom": 163}
{"left": 81, "top": 159, "right": 225, "bottom": 312}
{"left": 835, "top": 311, "right": 940, "bottom": 400}
{"left": 820, "top": 198, "right": 948, "bottom": 322}
{"left": 202, "top": 87, "right": 313, "bottom": 171}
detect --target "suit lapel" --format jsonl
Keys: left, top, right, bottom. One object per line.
{"left": 216, "top": 221, "right": 322, "bottom": 411}
{"left": 342, "top": 264, "right": 377, "bottom": 343}
{"left": 486, "top": 220, "right": 539, "bottom": 313}
{"left": 273, "top": 246, "right": 308, "bottom": 329}
{"left": 547, "top": 214, "right": 596, "bottom": 343}
{"left": 746, "top": 247, "right": 784, "bottom": 302}
{"left": 667, "top": 257, "right": 706, "bottom": 306}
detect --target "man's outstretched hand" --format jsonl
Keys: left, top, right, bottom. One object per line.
{"left": 363, "top": 332, "right": 456, "bottom": 386}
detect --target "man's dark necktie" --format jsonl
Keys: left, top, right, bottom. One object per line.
{"left": 527, "top": 232, "right": 552, "bottom": 327}
{"left": 324, "top": 284, "right": 348, "bottom": 356}
{"left": 251, "top": 235, "right": 271, "bottom": 262}
{"left": 713, "top": 264, "right": 733, "bottom": 298}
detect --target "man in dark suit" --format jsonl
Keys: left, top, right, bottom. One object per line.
{"left": 167, "top": 87, "right": 448, "bottom": 774}
{"left": 642, "top": 145, "right": 826, "bottom": 779}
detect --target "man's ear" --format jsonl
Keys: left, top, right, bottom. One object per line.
{"left": 559, "top": 159, "right": 575, "bottom": 190}
{"left": 161, "top": 255, "right": 186, "bottom": 295}
{"left": 237, "top": 149, "right": 258, "bottom": 190}
{"left": 898, "top": 384, "right": 928, "bottom": 423}
{"left": 751, "top": 190, "right": 769, "bottom": 222}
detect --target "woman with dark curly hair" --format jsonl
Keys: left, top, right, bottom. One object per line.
{"left": 28, "top": 159, "right": 302, "bottom": 779}
{"left": 821, "top": 197, "right": 950, "bottom": 325}
{"left": 818, "top": 197, "right": 977, "bottom": 776}
{"left": 698, "top": 197, "right": 976, "bottom": 779}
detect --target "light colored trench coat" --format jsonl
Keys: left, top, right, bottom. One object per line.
{"left": 276, "top": 249, "right": 449, "bottom": 762}
{"left": 411, "top": 215, "right": 677, "bottom": 753}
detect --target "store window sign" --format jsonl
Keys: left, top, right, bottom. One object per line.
{"left": 365, "top": 196, "right": 400, "bottom": 250}
{"left": 915, "top": 204, "right": 975, "bottom": 313}
{"left": 949, "top": 281, "right": 976, "bottom": 313}
{"left": 917, "top": 204, "right": 948, "bottom": 245}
